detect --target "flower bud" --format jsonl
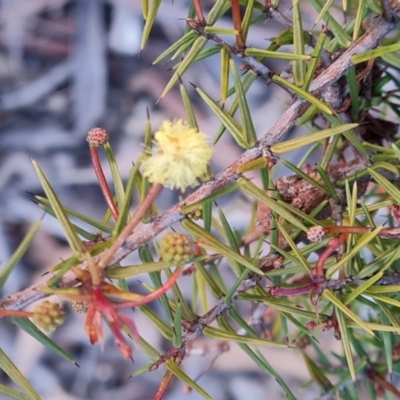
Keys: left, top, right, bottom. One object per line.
{"left": 33, "top": 301, "right": 66, "bottom": 332}
{"left": 87, "top": 127, "right": 109, "bottom": 147}
{"left": 159, "top": 232, "right": 194, "bottom": 264}
{"left": 307, "top": 226, "right": 325, "bottom": 242}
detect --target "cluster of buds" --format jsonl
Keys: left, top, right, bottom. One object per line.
{"left": 86, "top": 127, "right": 109, "bottom": 147}
{"left": 159, "top": 232, "right": 194, "bottom": 264}
{"left": 307, "top": 225, "right": 326, "bottom": 242}
{"left": 33, "top": 301, "right": 66, "bottom": 332}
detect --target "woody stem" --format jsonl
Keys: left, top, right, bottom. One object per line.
{"left": 98, "top": 183, "right": 163, "bottom": 270}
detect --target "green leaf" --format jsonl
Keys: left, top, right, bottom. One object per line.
{"left": 203, "top": 326, "right": 287, "bottom": 347}
{"left": 194, "top": 260, "right": 225, "bottom": 298}
{"left": 241, "top": 0, "right": 254, "bottom": 41}
{"left": 164, "top": 268, "right": 196, "bottom": 321}
{"left": 302, "top": 30, "right": 326, "bottom": 91}
{"left": 131, "top": 362, "right": 153, "bottom": 378}
{"left": 322, "top": 290, "right": 374, "bottom": 337}
{"left": 217, "top": 205, "right": 242, "bottom": 275}
{"left": 245, "top": 47, "right": 311, "bottom": 60}
{"left": 137, "top": 305, "right": 174, "bottom": 340}
{"left": 220, "top": 46, "right": 229, "bottom": 106}
{"left": 103, "top": 141, "right": 125, "bottom": 208}
{"left": 181, "top": 219, "right": 263, "bottom": 275}
{"left": 34, "top": 195, "right": 113, "bottom": 234}
{"left": 335, "top": 307, "right": 356, "bottom": 382}
{"left": 273, "top": 74, "right": 332, "bottom": 114}
{"left": 316, "top": 165, "right": 340, "bottom": 203}
{"left": 152, "top": 30, "right": 199, "bottom": 65}
{"left": 203, "top": 26, "right": 238, "bottom": 35}
{"left": 366, "top": 0, "right": 382, "bottom": 14}
{"left": 325, "top": 114, "right": 368, "bottom": 158}
{"left": 292, "top": 0, "right": 305, "bottom": 87}
{"left": 381, "top": 51, "right": 400, "bottom": 68}
{"left": 378, "top": 307, "right": 393, "bottom": 373}
{"left": 141, "top": 0, "right": 162, "bottom": 50}
{"left": 137, "top": 336, "right": 160, "bottom": 361}
{"left": 391, "top": 143, "right": 400, "bottom": 162}
{"left": 230, "top": 58, "right": 257, "bottom": 147}
{"left": 165, "top": 360, "right": 212, "bottom": 400}
{"left": 240, "top": 293, "right": 322, "bottom": 320}
{"left": 217, "top": 315, "right": 296, "bottom": 399}
{"left": 370, "top": 157, "right": 400, "bottom": 173}
{"left": 0, "top": 218, "right": 41, "bottom": 290}
{"left": 113, "top": 160, "right": 142, "bottom": 236}
{"left": 190, "top": 44, "right": 222, "bottom": 63}
{"left": 107, "top": 259, "right": 185, "bottom": 278}
{"left": 0, "top": 347, "right": 41, "bottom": 400}
{"left": 159, "top": 35, "right": 208, "bottom": 100}
{"left": 206, "top": 0, "right": 231, "bottom": 25}
{"left": 345, "top": 66, "right": 360, "bottom": 121}
{"left": 353, "top": 0, "right": 365, "bottom": 41}
{"left": 31, "top": 159, "right": 86, "bottom": 258}
{"left": 327, "top": 227, "right": 382, "bottom": 277}
{"left": 280, "top": 158, "right": 328, "bottom": 195}
{"left": 276, "top": 221, "right": 310, "bottom": 273}
{"left": 139, "top": 246, "right": 174, "bottom": 323}
{"left": 301, "top": 351, "right": 333, "bottom": 390}
{"left": 11, "top": 317, "right": 75, "bottom": 363}
{"left": 195, "top": 85, "right": 247, "bottom": 148}
{"left": 368, "top": 168, "right": 400, "bottom": 204}
{"left": 309, "top": 0, "right": 352, "bottom": 48}
{"left": 238, "top": 177, "right": 307, "bottom": 231}
{"left": 236, "top": 157, "right": 268, "bottom": 173}
{"left": 271, "top": 123, "right": 359, "bottom": 154}
{"left": 213, "top": 71, "right": 258, "bottom": 144}
{"left": 352, "top": 42, "right": 400, "bottom": 64}
{"left": 141, "top": 0, "right": 148, "bottom": 19}
{"left": 295, "top": 104, "right": 318, "bottom": 126}
{"left": 0, "top": 384, "right": 31, "bottom": 400}
{"left": 223, "top": 268, "right": 249, "bottom": 302}
{"left": 343, "top": 272, "right": 383, "bottom": 305}
{"left": 193, "top": 267, "right": 207, "bottom": 313}
{"left": 313, "top": 0, "right": 333, "bottom": 25}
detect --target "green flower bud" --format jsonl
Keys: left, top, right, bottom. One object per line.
{"left": 33, "top": 301, "right": 66, "bottom": 332}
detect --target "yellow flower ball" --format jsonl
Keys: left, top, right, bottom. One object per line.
{"left": 141, "top": 120, "right": 213, "bottom": 191}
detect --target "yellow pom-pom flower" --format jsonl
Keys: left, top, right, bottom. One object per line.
{"left": 141, "top": 120, "right": 213, "bottom": 191}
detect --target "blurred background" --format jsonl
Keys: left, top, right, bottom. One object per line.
{"left": 0, "top": 1, "right": 341, "bottom": 399}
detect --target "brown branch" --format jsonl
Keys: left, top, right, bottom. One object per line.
{"left": 231, "top": 0, "right": 245, "bottom": 49}
{"left": 0, "top": 16, "right": 394, "bottom": 315}
{"left": 192, "top": 0, "right": 206, "bottom": 25}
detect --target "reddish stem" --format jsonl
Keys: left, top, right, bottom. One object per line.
{"left": 231, "top": 0, "right": 245, "bottom": 48}
{"left": 269, "top": 282, "right": 317, "bottom": 296}
{"left": 113, "top": 267, "right": 183, "bottom": 309}
{"left": 90, "top": 146, "right": 119, "bottom": 221}
{"left": 324, "top": 225, "right": 369, "bottom": 235}
{"left": 311, "top": 234, "right": 348, "bottom": 282}
{"left": 152, "top": 371, "right": 174, "bottom": 400}
{"left": 192, "top": 0, "right": 205, "bottom": 24}
{"left": 0, "top": 310, "right": 32, "bottom": 318}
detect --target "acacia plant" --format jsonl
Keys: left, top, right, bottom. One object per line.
{"left": 2, "top": 0, "right": 400, "bottom": 399}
